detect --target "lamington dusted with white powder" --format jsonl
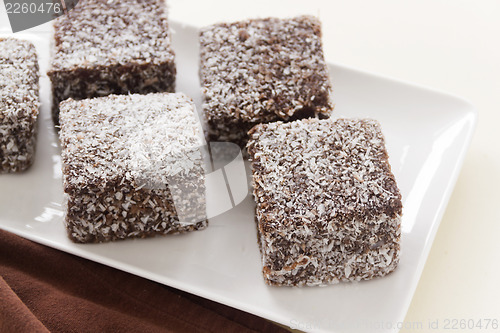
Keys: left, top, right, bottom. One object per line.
{"left": 247, "top": 118, "right": 402, "bottom": 286}
{"left": 200, "top": 16, "right": 333, "bottom": 147}
{"left": 48, "top": 0, "right": 176, "bottom": 124}
{"left": 0, "top": 38, "right": 39, "bottom": 173}
{"left": 59, "top": 93, "right": 207, "bottom": 243}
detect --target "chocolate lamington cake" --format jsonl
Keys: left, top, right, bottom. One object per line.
{"left": 247, "top": 118, "right": 402, "bottom": 286}
{"left": 59, "top": 93, "right": 207, "bottom": 243}
{"left": 48, "top": 0, "right": 176, "bottom": 124}
{"left": 200, "top": 15, "right": 333, "bottom": 147}
{"left": 0, "top": 38, "right": 40, "bottom": 173}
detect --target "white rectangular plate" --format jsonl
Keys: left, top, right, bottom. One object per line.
{"left": 0, "top": 22, "right": 476, "bottom": 333}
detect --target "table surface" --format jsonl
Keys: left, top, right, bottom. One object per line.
{"left": 2, "top": 0, "right": 499, "bottom": 332}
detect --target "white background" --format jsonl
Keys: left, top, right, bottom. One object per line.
{"left": 1, "top": 0, "right": 499, "bottom": 331}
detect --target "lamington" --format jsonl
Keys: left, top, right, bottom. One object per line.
{"left": 48, "top": 0, "right": 176, "bottom": 124}
{"left": 199, "top": 15, "right": 333, "bottom": 147}
{"left": 247, "top": 118, "right": 402, "bottom": 286}
{"left": 59, "top": 93, "right": 207, "bottom": 243}
{"left": 0, "top": 38, "right": 40, "bottom": 173}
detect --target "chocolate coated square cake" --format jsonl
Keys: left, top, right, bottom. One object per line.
{"left": 247, "top": 118, "right": 402, "bottom": 286}
{"left": 200, "top": 15, "right": 333, "bottom": 147}
{"left": 48, "top": 0, "right": 176, "bottom": 124}
{"left": 0, "top": 38, "right": 39, "bottom": 173}
{"left": 59, "top": 93, "right": 207, "bottom": 243}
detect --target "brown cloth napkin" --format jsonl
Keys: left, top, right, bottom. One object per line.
{"left": 0, "top": 229, "right": 289, "bottom": 333}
